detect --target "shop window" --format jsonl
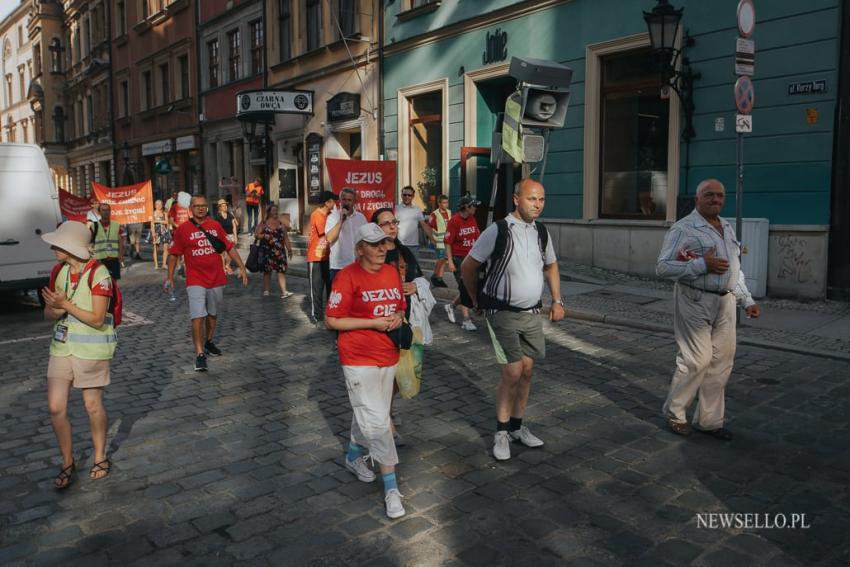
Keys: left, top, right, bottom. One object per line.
{"left": 598, "top": 49, "right": 669, "bottom": 219}
{"left": 278, "top": 0, "right": 291, "bottom": 62}
{"left": 227, "top": 29, "right": 241, "bottom": 82}
{"left": 250, "top": 20, "right": 264, "bottom": 76}
{"left": 207, "top": 39, "right": 219, "bottom": 88}
{"left": 306, "top": 0, "right": 322, "bottom": 52}
{"left": 408, "top": 91, "right": 442, "bottom": 210}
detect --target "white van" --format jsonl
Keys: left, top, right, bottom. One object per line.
{"left": 0, "top": 144, "right": 63, "bottom": 293}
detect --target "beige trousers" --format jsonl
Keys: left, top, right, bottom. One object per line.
{"left": 662, "top": 284, "right": 737, "bottom": 430}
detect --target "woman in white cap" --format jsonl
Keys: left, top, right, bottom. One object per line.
{"left": 326, "top": 223, "right": 407, "bottom": 519}
{"left": 40, "top": 221, "right": 116, "bottom": 489}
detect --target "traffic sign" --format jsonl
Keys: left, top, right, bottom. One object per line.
{"left": 737, "top": 0, "right": 756, "bottom": 38}
{"left": 735, "top": 37, "right": 755, "bottom": 75}
{"left": 736, "top": 114, "right": 752, "bottom": 133}
{"left": 735, "top": 76, "right": 755, "bottom": 114}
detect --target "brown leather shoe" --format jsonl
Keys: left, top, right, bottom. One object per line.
{"left": 668, "top": 419, "right": 691, "bottom": 436}
{"left": 694, "top": 427, "right": 733, "bottom": 441}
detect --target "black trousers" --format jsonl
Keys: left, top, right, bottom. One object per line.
{"left": 309, "top": 260, "right": 330, "bottom": 321}
{"left": 101, "top": 258, "right": 121, "bottom": 280}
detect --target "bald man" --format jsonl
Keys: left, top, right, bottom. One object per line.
{"left": 462, "top": 179, "right": 564, "bottom": 461}
{"left": 656, "top": 179, "right": 761, "bottom": 441}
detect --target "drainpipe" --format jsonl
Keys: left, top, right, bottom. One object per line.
{"left": 195, "top": 0, "right": 205, "bottom": 196}
{"left": 105, "top": 0, "right": 117, "bottom": 185}
{"left": 378, "top": 0, "right": 385, "bottom": 159}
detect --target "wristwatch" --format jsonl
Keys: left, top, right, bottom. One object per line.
{"left": 552, "top": 299, "right": 564, "bottom": 306}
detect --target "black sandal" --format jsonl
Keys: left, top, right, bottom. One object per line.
{"left": 89, "top": 459, "right": 111, "bottom": 480}
{"left": 54, "top": 461, "right": 76, "bottom": 490}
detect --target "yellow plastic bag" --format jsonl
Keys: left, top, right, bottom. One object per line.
{"left": 396, "top": 349, "right": 420, "bottom": 399}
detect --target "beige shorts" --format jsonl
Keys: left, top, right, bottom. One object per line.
{"left": 47, "top": 355, "right": 111, "bottom": 388}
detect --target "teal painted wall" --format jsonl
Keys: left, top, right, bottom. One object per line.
{"left": 383, "top": 0, "right": 841, "bottom": 225}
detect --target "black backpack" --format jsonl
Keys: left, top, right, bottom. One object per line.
{"left": 474, "top": 218, "right": 549, "bottom": 312}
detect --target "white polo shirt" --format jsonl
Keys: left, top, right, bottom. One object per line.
{"left": 469, "top": 214, "right": 556, "bottom": 310}
{"left": 395, "top": 203, "right": 425, "bottom": 247}
{"left": 326, "top": 207, "right": 367, "bottom": 270}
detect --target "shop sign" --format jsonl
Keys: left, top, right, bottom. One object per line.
{"left": 327, "top": 93, "right": 361, "bottom": 122}
{"left": 237, "top": 89, "right": 313, "bottom": 116}
{"left": 142, "top": 139, "right": 171, "bottom": 156}
{"left": 175, "top": 135, "right": 196, "bottom": 151}
{"left": 482, "top": 28, "right": 508, "bottom": 65}
{"left": 788, "top": 80, "right": 827, "bottom": 95}
{"left": 306, "top": 133, "right": 323, "bottom": 204}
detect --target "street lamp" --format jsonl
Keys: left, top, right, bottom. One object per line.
{"left": 643, "top": 0, "right": 700, "bottom": 141}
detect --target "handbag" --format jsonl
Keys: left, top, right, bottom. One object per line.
{"left": 246, "top": 240, "right": 262, "bottom": 273}
{"left": 387, "top": 319, "right": 413, "bottom": 350}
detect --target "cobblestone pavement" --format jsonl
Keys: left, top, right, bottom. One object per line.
{"left": 1, "top": 266, "right": 849, "bottom": 566}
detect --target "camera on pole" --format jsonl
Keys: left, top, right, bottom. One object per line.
{"left": 500, "top": 57, "right": 573, "bottom": 164}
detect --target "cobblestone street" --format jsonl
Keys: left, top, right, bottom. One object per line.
{"left": 1, "top": 267, "right": 849, "bottom": 566}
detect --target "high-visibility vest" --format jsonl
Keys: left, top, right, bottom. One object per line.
{"left": 432, "top": 210, "right": 451, "bottom": 250}
{"left": 49, "top": 263, "right": 117, "bottom": 360}
{"left": 92, "top": 221, "right": 121, "bottom": 259}
{"left": 502, "top": 91, "right": 524, "bottom": 162}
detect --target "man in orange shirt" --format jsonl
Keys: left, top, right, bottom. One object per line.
{"left": 307, "top": 191, "right": 339, "bottom": 325}
{"left": 245, "top": 177, "right": 264, "bottom": 232}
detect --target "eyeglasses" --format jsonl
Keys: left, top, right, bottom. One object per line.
{"left": 192, "top": 205, "right": 208, "bottom": 209}
{"left": 379, "top": 219, "right": 400, "bottom": 227}
{"left": 402, "top": 193, "right": 414, "bottom": 198}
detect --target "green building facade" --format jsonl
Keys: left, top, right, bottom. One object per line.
{"left": 382, "top": 0, "right": 847, "bottom": 299}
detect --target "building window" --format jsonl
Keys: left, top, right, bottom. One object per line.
{"left": 5, "top": 74, "right": 11, "bottom": 105}
{"left": 17, "top": 25, "right": 23, "bottom": 47}
{"left": 117, "top": 1, "right": 126, "bottom": 36}
{"left": 22, "top": 119, "right": 27, "bottom": 143}
{"left": 337, "top": 0, "right": 356, "bottom": 39}
{"left": 407, "top": 91, "right": 442, "bottom": 210}
{"left": 250, "top": 20, "right": 264, "bottom": 76}
{"left": 81, "top": 19, "right": 89, "bottom": 57}
{"left": 87, "top": 94, "right": 94, "bottom": 133}
{"left": 53, "top": 106, "right": 65, "bottom": 143}
{"left": 33, "top": 43, "right": 41, "bottom": 76}
{"left": 598, "top": 49, "right": 669, "bottom": 219}
{"left": 142, "top": 70, "right": 152, "bottom": 109}
{"left": 18, "top": 66, "right": 25, "bottom": 100}
{"left": 159, "top": 63, "right": 170, "bottom": 105}
{"left": 278, "top": 0, "right": 291, "bottom": 62}
{"left": 141, "top": 0, "right": 150, "bottom": 19}
{"left": 208, "top": 39, "right": 219, "bottom": 88}
{"left": 179, "top": 55, "right": 189, "bottom": 99}
{"left": 120, "top": 80, "right": 129, "bottom": 117}
{"left": 8, "top": 119, "right": 15, "bottom": 143}
{"left": 306, "top": 0, "right": 322, "bottom": 51}
{"left": 49, "top": 38, "right": 62, "bottom": 73}
{"left": 227, "top": 29, "right": 241, "bottom": 82}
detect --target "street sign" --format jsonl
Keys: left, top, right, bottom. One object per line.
{"left": 735, "top": 37, "right": 755, "bottom": 76}
{"left": 736, "top": 114, "right": 753, "bottom": 133}
{"left": 735, "top": 76, "right": 755, "bottom": 114}
{"left": 737, "top": 0, "right": 756, "bottom": 38}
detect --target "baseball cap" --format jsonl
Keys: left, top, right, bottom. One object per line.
{"left": 459, "top": 195, "right": 481, "bottom": 208}
{"left": 356, "top": 223, "right": 392, "bottom": 245}
{"left": 320, "top": 190, "right": 339, "bottom": 202}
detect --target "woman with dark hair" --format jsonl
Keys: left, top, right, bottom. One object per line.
{"left": 255, "top": 204, "right": 293, "bottom": 298}
{"left": 371, "top": 207, "right": 422, "bottom": 292}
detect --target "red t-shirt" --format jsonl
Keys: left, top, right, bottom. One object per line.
{"left": 169, "top": 205, "right": 189, "bottom": 229}
{"left": 306, "top": 207, "right": 330, "bottom": 262}
{"left": 326, "top": 263, "right": 406, "bottom": 367}
{"left": 170, "top": 218, "right": 234, "bottom": 288}
{"left": 49, "top": 260, "right": 112, "bottom": 297}
{"left": 444, "top": 213, "right": 480, "bottom": 258}
{"left": 429, "top": 209, "right": 450, "bottom": 230}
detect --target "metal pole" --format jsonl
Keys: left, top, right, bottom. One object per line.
{"left": 735, "top": 130, "right": 744, "bottom": 325}
{"left": 538, "top": 129, "right": 551, "bottom": 182}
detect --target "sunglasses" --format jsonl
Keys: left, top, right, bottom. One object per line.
{"left": 379, "top": 219, "right": 400, "bottom": 227}
{"left": 402, "top": 193, "right": 414, "bottom": 197}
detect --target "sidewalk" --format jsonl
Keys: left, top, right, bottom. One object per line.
{"left": 267, "top": 236, "right": 850, "bottom": 361}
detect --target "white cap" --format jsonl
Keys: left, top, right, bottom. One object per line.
{"left": 356, "top": 223, "right": 391, "bottom": 244}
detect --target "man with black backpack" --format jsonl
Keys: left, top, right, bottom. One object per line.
{"left": 461, "top": 178, "right": 565, "bottom": 461}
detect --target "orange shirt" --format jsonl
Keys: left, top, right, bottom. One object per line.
{"left": 245, "top": 182, "right": 264, "bottom": 205}
{"left": 326, "top": 263, "right": 405, "bottom": 367}
{"left": 307, "top": 207, "right": 330, "bottom": 262}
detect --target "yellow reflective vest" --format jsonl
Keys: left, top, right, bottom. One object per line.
{"left": 49, "top": 263, "right": 117, "bottom": 360}
{"left": 92, "top": 221, "right": 121, "bottom": 259}
{"left": 432, "top": 209, "right": 451, "bottom": 250}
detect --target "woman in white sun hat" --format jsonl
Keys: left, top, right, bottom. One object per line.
{"left": 40, "top": 221, "right": 116, "bottom": 489}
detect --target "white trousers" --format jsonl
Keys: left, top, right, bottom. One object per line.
{"left": 343, "top": 364, "right": 399, "bottom": 466}
{"left": 662, "top": 284, "right": 737, "bottom": 430}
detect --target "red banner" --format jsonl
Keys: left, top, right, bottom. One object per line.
{"left": 325, "top": 159, "right": 396, "bottom": 222}
{"left": 92, "top": 181, "right": 154, "bottom": 224}
{"left": 59, "top": 188, "right": 91, "bottom": 222}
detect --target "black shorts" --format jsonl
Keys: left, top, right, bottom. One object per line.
{"left": 451, "top": 255, "right": 474, "bottom": 308}
{"left": 101, "top": 258, "right": 121, "bottom": 280}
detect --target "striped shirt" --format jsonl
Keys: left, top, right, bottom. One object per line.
{"left": 656, "top": 209, "right": 755, "bottom": 307}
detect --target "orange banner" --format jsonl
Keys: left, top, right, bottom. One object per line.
{"left": 92, "top": 180, "right": 154, "bottom": 224}
{"left": 59, "top": 188, "right": 91, "bottom": 222}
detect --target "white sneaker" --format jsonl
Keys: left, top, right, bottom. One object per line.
{"left": 509, "top": 425, "right": 544, "bottom": 448}
{"left": 493, "top": 431, "right": 511, "bottom": 461}
{"left": 385, "top": 488, "right": 406, "bottom": 519}
{"left": 444, "top": 303, "right": 456, "bottom": 324}
{"left": 345, "top": 456, "right": 376, "bottom": 482}
{"left": 461, "top": 319, "right": 477, "bottom": 331}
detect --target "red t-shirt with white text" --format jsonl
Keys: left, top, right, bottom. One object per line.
{"left": 170, "top": 219, "right": 234, "bottom": 288}
{"left": 326, "top": 263, "right": 406, "bottom": 367}
{"left": 443, "top": 214, "right": 480, "bottom": 258}
{"left": 169, "top": 205, "right": 189, "bottom": 229}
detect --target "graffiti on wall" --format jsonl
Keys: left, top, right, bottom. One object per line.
{"left": 776, "top": 235, "right": 813, "bottom": 283}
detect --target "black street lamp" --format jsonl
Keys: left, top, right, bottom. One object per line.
{"left": 643, "top": 0, "right": 700, "bottom": 141}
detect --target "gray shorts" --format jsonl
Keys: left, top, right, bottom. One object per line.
{"left": 485, "top": 310, "right": 545, "bottom": 364}
{"left": 187, "top": 285, "right": 224, "bottom": 319}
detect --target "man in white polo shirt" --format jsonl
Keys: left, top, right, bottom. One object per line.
{"left": 395, "top": 185, "right": 434, "bottom": 256}
{"left": 325, "top": 187, "right": 368, "bottom": 283}
{"left": 461, "top": 178, "right": 565, "bottom": 461}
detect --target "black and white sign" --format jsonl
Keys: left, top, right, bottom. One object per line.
{"left": 236, "top": 90, "right": 314, "bottom": 117}
{"left": 736, "top": 114, "right": 752, "bottom": 133}
{"left": 735, "top": 37, "right": 755, "bottom": 76}
{"left": 788, "top": 80, "right": 827, "bottom": 95}
{"left": 306, "top": 133, "right": 323, "bottom": 204}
